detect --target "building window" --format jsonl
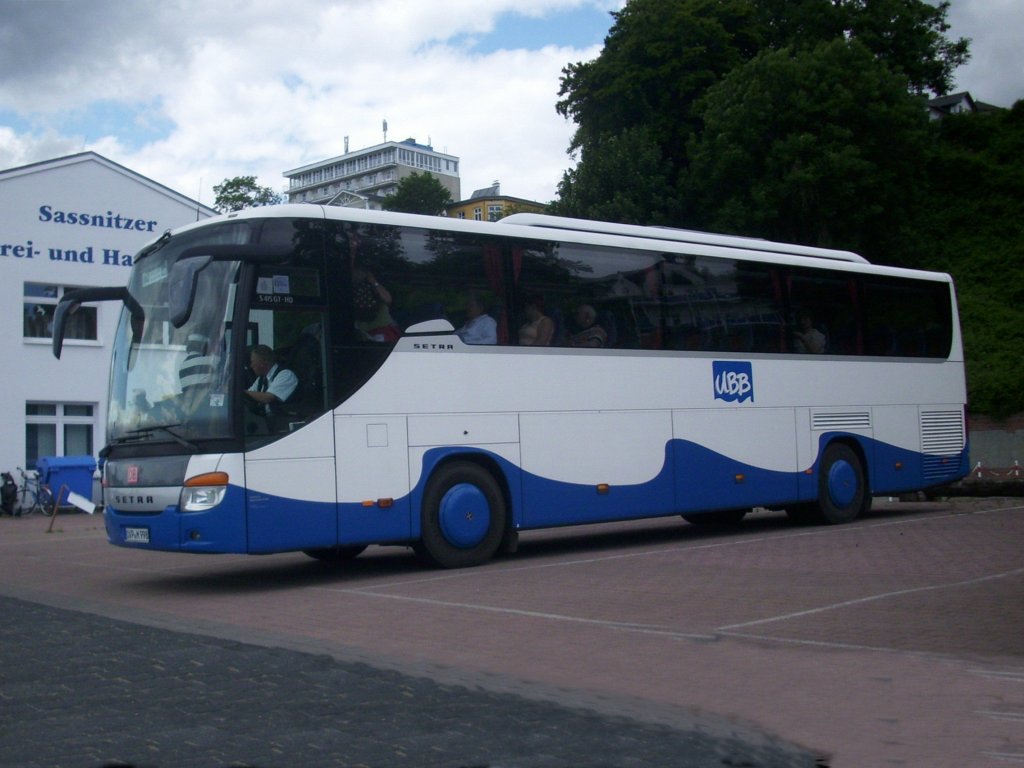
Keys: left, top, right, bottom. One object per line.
{"left": 24, "top": 283, "right": 98, "bottom": 341}
{"left": 25, "top": 403, "right": 95, "bottom": 466}
{"left": 473, "top": 207, "right": 483, "bottom": 221}
{"left": 488, "top": 204, "right": 503, "bottom": 222}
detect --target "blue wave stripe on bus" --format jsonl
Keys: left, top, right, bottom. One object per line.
{"left": 104, "top": 435, "right": 967, "bottom": 555}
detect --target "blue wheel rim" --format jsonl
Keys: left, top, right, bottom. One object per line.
{"left": 438, "top": 483, "right": 490, "bottom": 549}
{"left": 827, "top": 459, "right": 858, "bottom": 509}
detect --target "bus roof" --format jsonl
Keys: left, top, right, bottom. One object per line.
{"left": 501, "top": 213, "right": 869, "bottom": 265}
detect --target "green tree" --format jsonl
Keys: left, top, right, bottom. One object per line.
{"left": 381, "top": 172, "right": 453, "bottom": 215}
{"left": 557, "top": 0, "right": 760, "bottom": 154}
{"left": 554, "top": 0, "right": 968, "bottom": 229}
{"left": 550, "top": 125, "right": 678, "bottom": 224}
{"left": 213, "top": 176, "right": 283, "bottom": 213}
{"left": 556, "top": 0, "right": 761, "bottom": 224}
{"left": 686, "top": 40, "right": 931, "bottom": 259}
{"left": 749, "top": 0, "right": 969, "bottom": 94}
{"left": 907, "top": 102, "right": 1024, "bottom": 417}
{"left": 836, "top": 0, "right": 969, "bottom": 95}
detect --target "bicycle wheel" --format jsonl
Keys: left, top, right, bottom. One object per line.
{"left": 37, "top": 487, "right": 55, "bottom": 518}
{"left": 34, "top": 485, "right": 56, "bottom": 516}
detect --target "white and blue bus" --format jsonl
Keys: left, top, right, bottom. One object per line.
{"left": 53, "top": 206, "right": 968, "bottom": 567}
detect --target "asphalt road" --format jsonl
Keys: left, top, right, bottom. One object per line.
{"left": 0, "top": 595, "right": 817, "bottom": 768}
{"left": 1, "top": 497, "right": 1022, "bottom": 767}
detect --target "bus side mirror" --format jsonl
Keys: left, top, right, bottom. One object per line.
{"left": 168, "top": 255, "right": 213, "bottom": 328}
{"left": 52, "top": 287, "right": 145, "bottom": 359}
{"left": 51, "top": 299, "right": 79, "bottom": 359}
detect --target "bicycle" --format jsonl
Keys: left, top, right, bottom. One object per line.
{"left": 13, "top": 467, "right": 55, "bottom": 517}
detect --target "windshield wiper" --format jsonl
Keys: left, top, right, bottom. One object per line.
{"left": 118, "top": 424, "right": 199, "bottom": 452}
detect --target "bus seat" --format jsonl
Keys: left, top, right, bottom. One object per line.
{"left": 548, "top": 307, "right": 565, "bottom": 346}
{"left": 279, "top": 330, "right": 325, "bottom": 417}
{"left": 597, "top": 309, "right": 618, "bottom": 347}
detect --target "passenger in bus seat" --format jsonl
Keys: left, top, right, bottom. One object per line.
{"left": 792, "top": 311, "right": 826, "bottom": 354}
{"left": 569, "top": 304, "right": 608, "bottom": 348}
{"left": 244, "top": 345, "right": 298, "bottom": 416}
{"left": 351, "top": 249, "right": 399, "bottom": 342}
{"left": 456, "top": 293, "right": 497, "bottom": 345}
{"left": 519, "top": 295, "right": 555, "bottom": 346}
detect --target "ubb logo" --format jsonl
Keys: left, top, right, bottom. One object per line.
{"left": 713, "top": 361, "right": 754, "bottom": 403}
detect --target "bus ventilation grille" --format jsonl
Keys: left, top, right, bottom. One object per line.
{"left": 921, "top": 410, "right": 965, "bottom": 482}
{"left": 811, "top": 411, "right": 871, "bottom": 431}
{"left": 921, "top": 410, "right": 965, "bottom": 455}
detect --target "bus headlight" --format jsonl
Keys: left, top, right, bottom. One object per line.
{"left": 180, "top": 471, "right": 229, "bottom": 512}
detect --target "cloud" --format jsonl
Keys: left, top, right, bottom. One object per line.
{"left": 945, "top": 0, "right": 1024, "bottom": 107}
{"left": 0, "top": 2, "right": 183, "bottom": 112}
{"left": 0, "top": 126, "right": 83, "bottom": 170}
{"left": 0, "top": 0, "right": 611, "bottom": 204}
{"left": 7, "top": 0, "right": 1015, "bottom": 211}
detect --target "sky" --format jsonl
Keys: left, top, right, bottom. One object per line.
{"left": 1, "top": 0, "right": 1021, "bottom": 209}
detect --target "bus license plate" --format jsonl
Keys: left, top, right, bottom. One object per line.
{"left": 124, "top": 527, "right": 150, "bottom": 544}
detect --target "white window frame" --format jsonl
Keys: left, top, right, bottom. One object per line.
{"left": 23, "top": 282, "right": 101, "bottom": 346}
{"left": 25, "top": 402, "right": 97, "bottom": 467}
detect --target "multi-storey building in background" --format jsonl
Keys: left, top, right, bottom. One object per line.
{"left": 283, "top": 138, "right": 461, "bottom": 209}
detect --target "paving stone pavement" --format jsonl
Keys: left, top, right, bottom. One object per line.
{"left": 0, "top": 595, "right": 822, "bottom": 768}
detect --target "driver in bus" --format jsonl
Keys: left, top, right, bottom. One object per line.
{"left": 244, "top": 344, "right": 298, "bottom": 416}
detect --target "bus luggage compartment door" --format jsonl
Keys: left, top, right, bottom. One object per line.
{"left": 245, "top": 416, "right": 337, "bottom": 553}
{"left": 334, "top": 415, "right": 411, "bottom": 546}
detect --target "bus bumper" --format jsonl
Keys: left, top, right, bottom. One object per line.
{"left": 104, "top": 484, "right": 248, "bottom": 553}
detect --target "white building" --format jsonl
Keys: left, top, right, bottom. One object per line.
{"left": 284, "top": 138, "right": 460, "bottom": 209}
{"left": 0, "top": 152, "right": 216, "bottom": 480}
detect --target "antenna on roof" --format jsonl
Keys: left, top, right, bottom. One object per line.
{"left": 383, "top": 119, "right": 388, "bottom": 143}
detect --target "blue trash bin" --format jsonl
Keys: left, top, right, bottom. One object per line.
{"left": 36, "top": 456, "right": 97, "bottom": 504}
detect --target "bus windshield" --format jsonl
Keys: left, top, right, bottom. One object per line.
{"left": 107, "top": 229, "right": 246, "bottom": 447}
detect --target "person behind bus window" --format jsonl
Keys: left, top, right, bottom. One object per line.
{"left": 793, "top": 311, "right": 826, "bottom": 354}
{"left": 456, "top": 293, "right": 497, "bottom": 345}
{"left": 570, "top": 304, "right": 607, "bottom": 348}
{"left": 245, "top": 345, "right": 298, "bottom": 415}
{"left": 350, "top": 234, "right": 400, "bottom": 342}
{"left": 519, "top": 294, "right": 554, "bottom": 346}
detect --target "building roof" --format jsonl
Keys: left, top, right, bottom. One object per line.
{"left": 283, "top": 139, "right": 458, "bottom": 177}
{"left": 470, "top": 183, "right": 501, "bottom": 199}
{"left": 927, "top": 91, "right": 976, "bottom": 113}
{"left": 450, "top": 181, "right": 545, "bottom": 211}
{"left": 0, "top": 151, "right": 217, "bottom": 216}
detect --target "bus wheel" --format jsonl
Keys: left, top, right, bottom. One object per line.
{"left": 303, "top": 545, "right": 367, "bottom": 562}
{"left": 682, "top": 509, "right": 747, "bottom": 526}
{"left": 816, "top": 443, "right": 867, "bottom": 524}
{"left": 420, "top": 461, "right": 506, "bottom": 569}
